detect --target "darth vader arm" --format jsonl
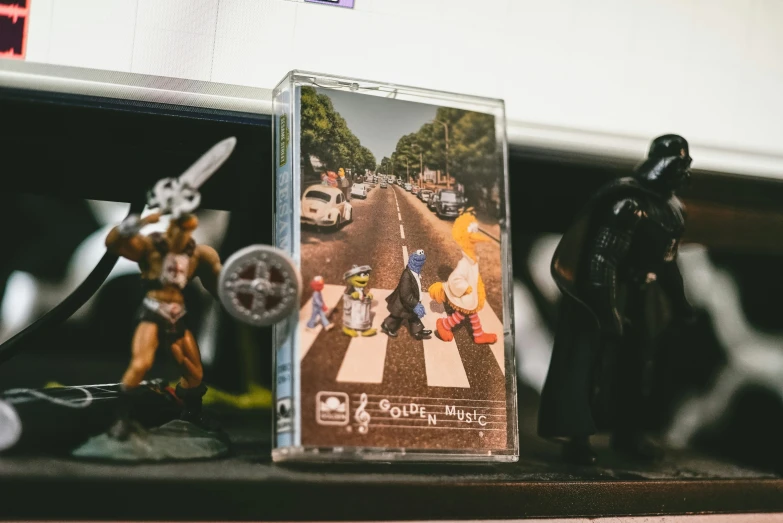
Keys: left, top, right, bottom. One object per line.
{"left": 586, "top": 198, "right": 643, "bottom": 335}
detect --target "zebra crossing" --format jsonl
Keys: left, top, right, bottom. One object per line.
{"left": 298, "top": 284, "right": 505, "bottom": 388}
{"left": 336, "top": 288, "right": 392, "bottom": 384}
{"left": 298, "top": 283, "right": 345, "bottom": 361}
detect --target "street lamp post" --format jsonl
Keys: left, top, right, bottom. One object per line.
{"left": 419, "top": 151, "right": 423, "bottom": 188}
{"left": 434, "top": 119, "right": 450, "bottom": 188}
{"left": 411, "top": 143, "right": 424, "bottom": 188}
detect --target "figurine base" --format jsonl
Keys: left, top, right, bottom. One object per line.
{"left": 72, "top": 420, "right": 230, "bottom": 462}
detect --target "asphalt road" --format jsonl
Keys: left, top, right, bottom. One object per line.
{"left": 298, "top": 182, "right": 512, "bottom": 452}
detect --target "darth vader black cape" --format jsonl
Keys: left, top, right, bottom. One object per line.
{"left": 538, "top": 176, "right": 672, "bottom": 440}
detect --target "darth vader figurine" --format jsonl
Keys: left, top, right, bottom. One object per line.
{"left": 539, "top": 134, "right": 695, "bottom": 465}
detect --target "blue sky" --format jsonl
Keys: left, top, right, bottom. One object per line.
{"left": 316, "top": 87, "right": 438, "bottom": 162}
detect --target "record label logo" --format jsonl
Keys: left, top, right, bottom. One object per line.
{"left": 316, "top": 391, "right": 349, "bottom": 425}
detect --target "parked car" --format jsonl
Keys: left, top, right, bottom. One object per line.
{"left": 404, "top": 183, "right": 412, "bottom": 192}
{"left": 428, "top": 191, "right": 439, "bottom": 211}
{"left": 434, "top": 189, "right": 465, "bottom": 218}
{"left": 418, "top": 189, "right": 433, "bottom": 203}
{"left": 411, "top": 186, "right": 420, "bottom": 195}
{"left": 380, "top": 181, "right": 388, "bottom": 188}
{"left": 301, "top": 185, "right": 353, "bottom": 229}
{"left": 351, "top": 183, "right": 368, "bottom": 199}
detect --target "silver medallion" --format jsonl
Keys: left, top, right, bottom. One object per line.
{"left": 218, "top": 245, "right": 301, "bottom": 327}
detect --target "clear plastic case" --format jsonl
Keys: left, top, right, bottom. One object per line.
{"left": 273, "top": 71, "right": 518, "bottom": 462}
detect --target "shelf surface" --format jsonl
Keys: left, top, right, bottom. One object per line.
{"left": 1, "top": 406, "right": 781, "bottom": 521}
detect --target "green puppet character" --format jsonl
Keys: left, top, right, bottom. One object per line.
{"left": 342, "top": 264, "right": 376, "bottom": 337}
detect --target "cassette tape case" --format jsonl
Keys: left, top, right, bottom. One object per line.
{"left": 273, "top": 71, "right": 518, "bottom": 462}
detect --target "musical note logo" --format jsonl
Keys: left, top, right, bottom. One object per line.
{"left": 354, "top": 393, "right": 370, "bottom": 433}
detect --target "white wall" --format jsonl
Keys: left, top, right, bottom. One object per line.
{"left": 19, "top": 0, "right": 783, "bottom": 176}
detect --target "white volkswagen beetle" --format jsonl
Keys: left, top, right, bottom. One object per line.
{"left": 301, "top": 185, "right": 353, "bottom": 229}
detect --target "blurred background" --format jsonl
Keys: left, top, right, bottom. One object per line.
{"left": 2, "top": 0, "right": 783, "bottom": 473}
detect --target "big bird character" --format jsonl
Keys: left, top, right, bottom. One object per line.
{"left": 429, "top": 209, "right": 497, "bottom": 344}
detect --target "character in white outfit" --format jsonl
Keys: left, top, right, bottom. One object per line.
{"left": 429, "top": 210, "right": 497, "bottom": 344}
{"left": 342, "top": 264, "right": 376, "bottom": 337}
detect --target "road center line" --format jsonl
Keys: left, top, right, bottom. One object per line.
{"left": 402, "top": 245, "right": 408, "bottom": 267}
{"left": 398, "top": 212, "right": 401, "bottom": 220}
{"left": 399, "top": 224, "right": 405, "bottom": 239}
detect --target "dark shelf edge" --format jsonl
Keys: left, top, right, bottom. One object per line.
{"left": 2, "top": 476, "right": 782, "bottom": 520}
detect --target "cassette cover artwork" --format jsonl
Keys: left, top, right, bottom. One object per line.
{"left": 274, "top": 72, "right": 517, "bottom": 460}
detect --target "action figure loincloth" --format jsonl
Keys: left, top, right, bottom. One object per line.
{"left": 137, "top": 296, "right": 187, "bottom": 346}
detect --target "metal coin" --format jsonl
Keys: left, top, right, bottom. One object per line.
{"left": 218, "top": 245, "right": 301, "bottom": 327}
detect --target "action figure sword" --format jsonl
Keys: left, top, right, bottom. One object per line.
{"left": 147, "top": 136, "right": 237, "bottom": 218}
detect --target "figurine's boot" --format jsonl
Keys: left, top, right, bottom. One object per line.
{"left": 468, "top": 313, "right": 497, "bottom": 344}
{"left": 562, "top": 436, "right": 598, "bottom": 465}
{"left": 435, "top": 318, "right": 454, "bottom": 341}
{"left": 342, "top": 327, "right": 358, "bottom": 337}
{"left": 176, "top": 383, "right": 218, "bottom": 431}
{"left": 408, "top": 319, "right": 431, "bottom": 340}
{"left": 412, "top": 330, "right": 432, "bottom": 340}
{"left": 381, "top": 316, "right": 400, "bottom": 337}
{"left": 611, "top": 432, "right": 664, "bottom": 461}
{"left": 107, "top": 385, "right": 136, "bottom": 441}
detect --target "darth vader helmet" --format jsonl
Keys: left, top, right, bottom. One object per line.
{"left": 634, "top": 134, "right": 692, "bottom": 194}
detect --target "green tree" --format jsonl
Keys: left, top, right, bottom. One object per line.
{"left": 377, "top": 156, "right": 391, "bottom": 174}
{"left": 393, "top": 133, "right": 421, "bottom": 182}
{"left": 299, "top": 86, "right": 376, "bottom": 183}
{"left": 300, "top": 87, "right": 332, "bottom": 179}
{"left": 447, "top": 110, "right": 498, "bottom": 200}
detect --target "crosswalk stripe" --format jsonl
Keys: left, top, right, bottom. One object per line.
{"left": 298, "top": 284, "right": 344, "bottom": 361}
{"left": 300, "top": 284, "right": 504, "bottom": 387}
{"left": 420, "top": 298, "right": 471, "bottom": 388}
{"left": 477, "top": 304, "right": 505, "bottom": 376}
{"left": 336, "top": 288, "right": 393, "bottom": 384}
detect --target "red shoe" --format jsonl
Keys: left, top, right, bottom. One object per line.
{"left": 473, "top": 332, "right": 497, "bottom": 345}
{"left": 436, "top": 318, "right": 454, "bottom": 341}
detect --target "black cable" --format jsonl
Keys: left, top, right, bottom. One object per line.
{"left": 0, "top": 199, "right": 147, "bottom": 365}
